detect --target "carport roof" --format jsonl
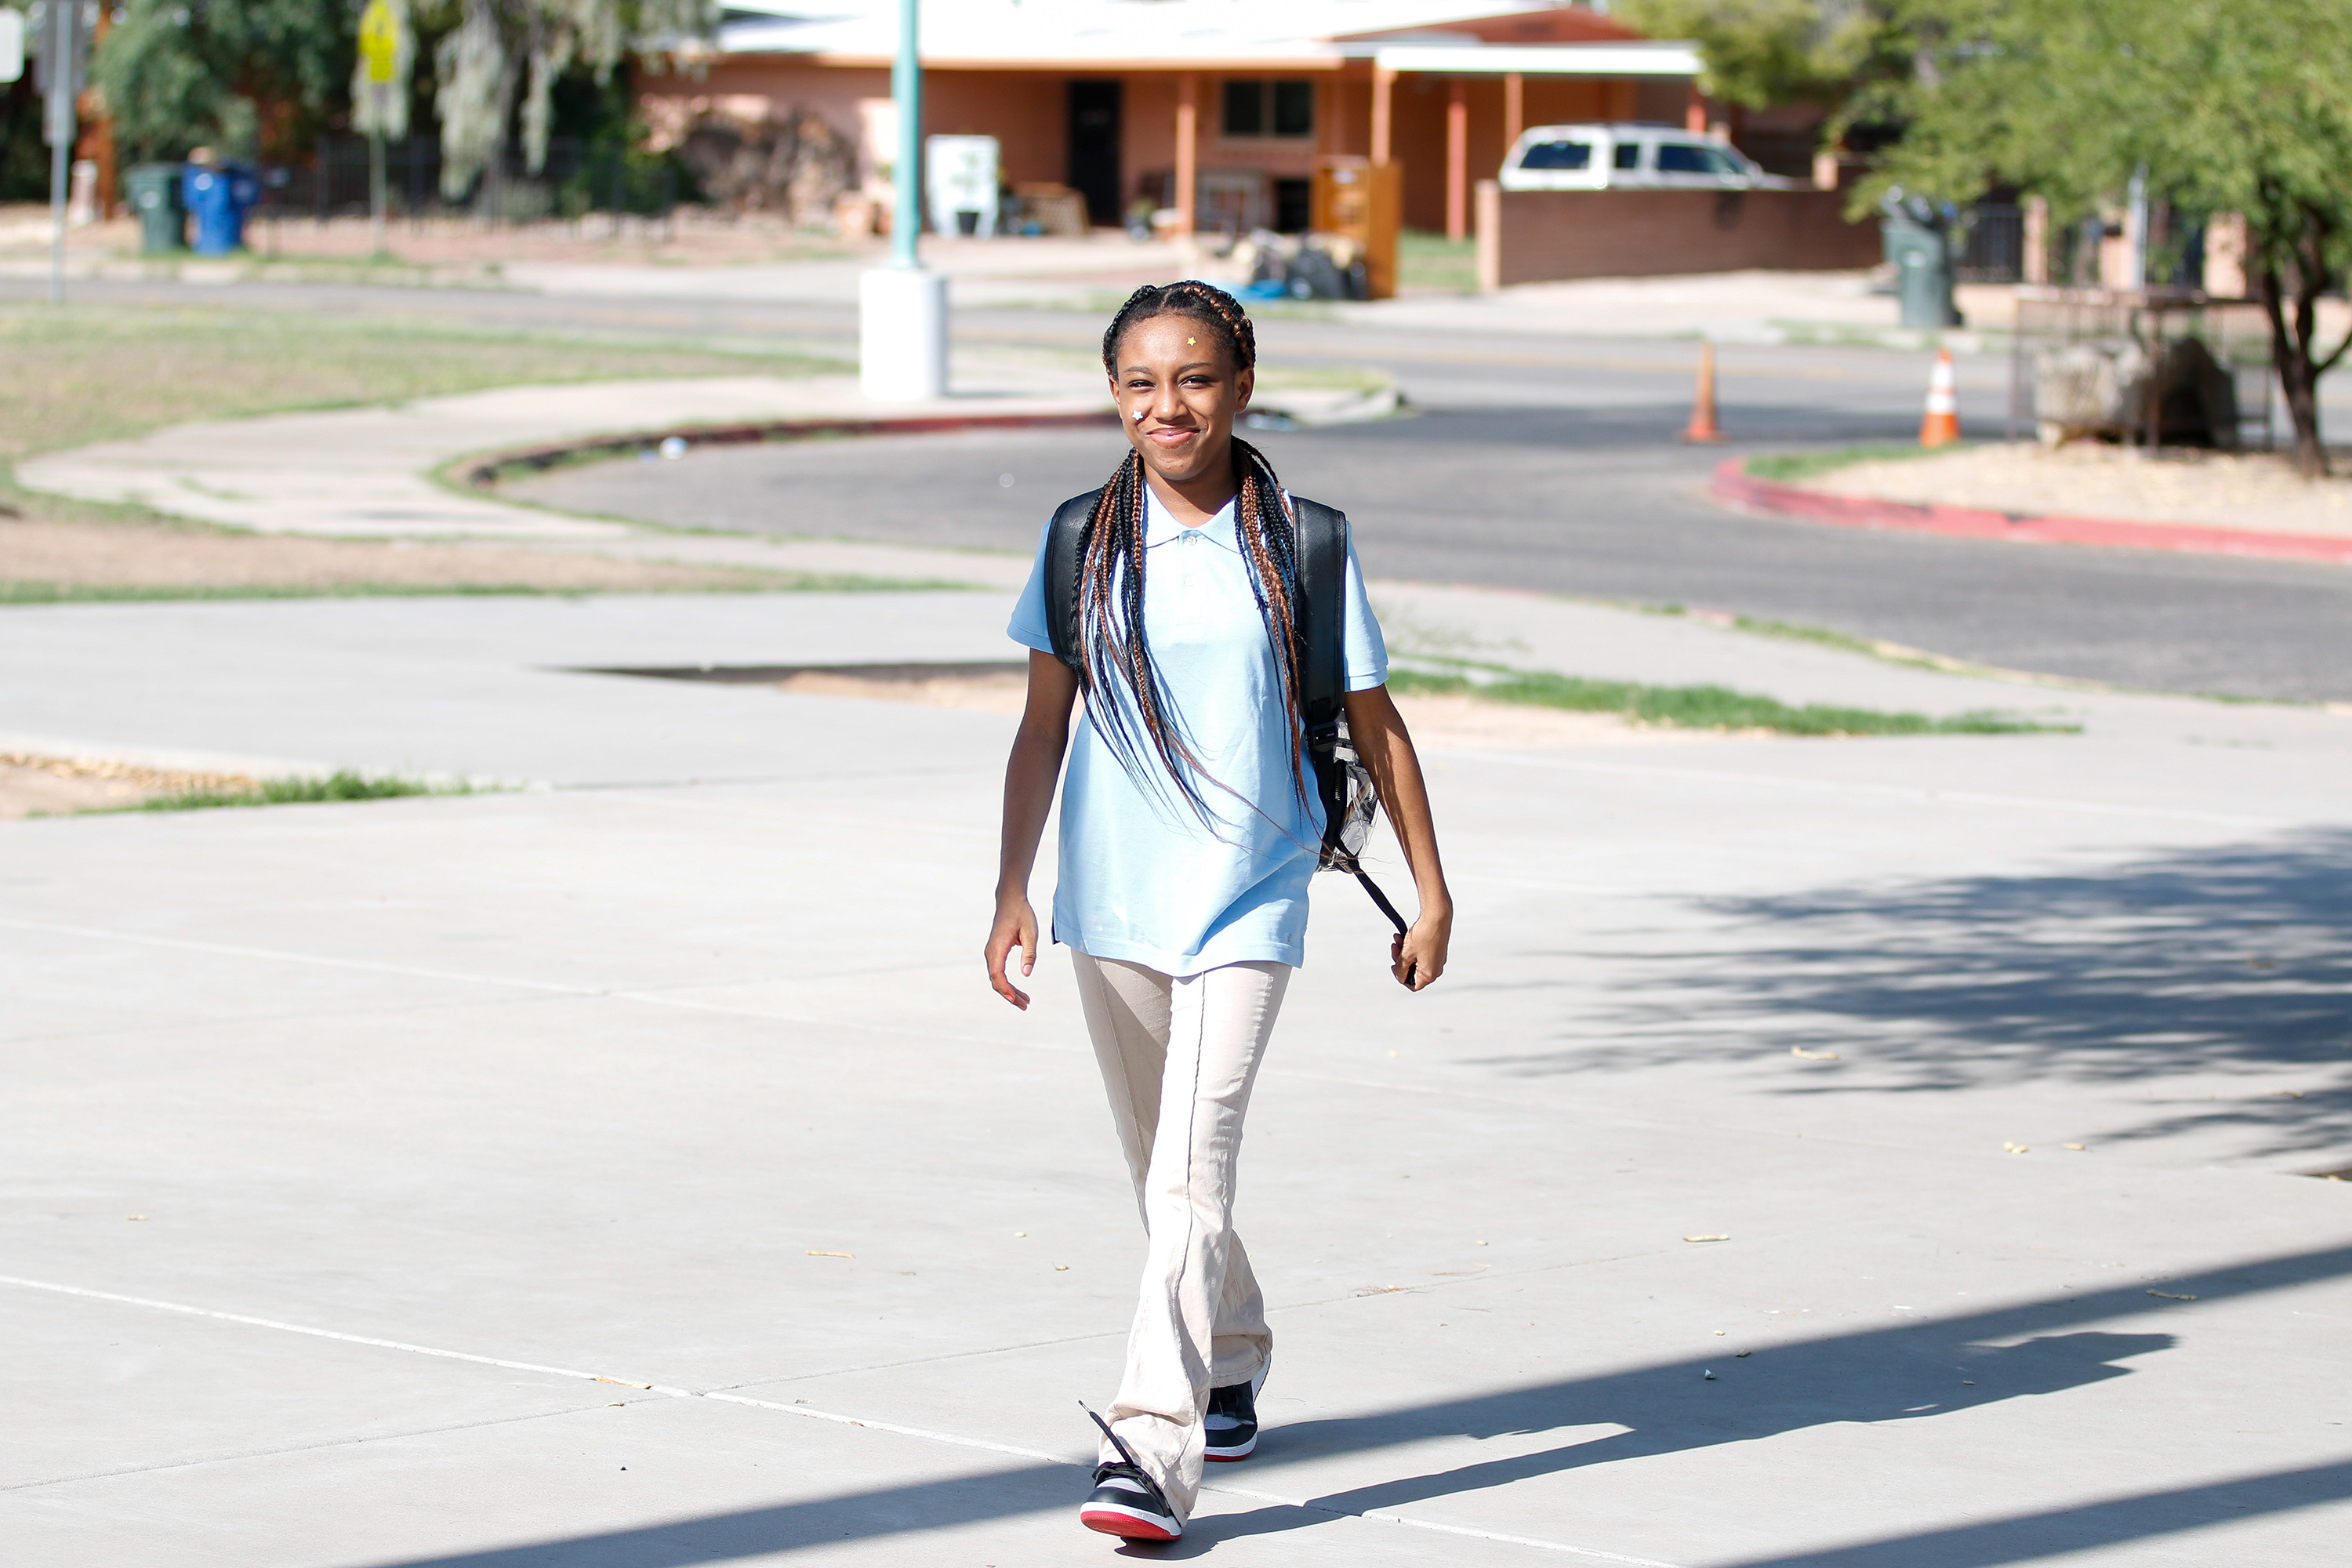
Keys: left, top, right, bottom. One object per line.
{"left": 711, "top": 1, "right": 1697, "bottom": 74}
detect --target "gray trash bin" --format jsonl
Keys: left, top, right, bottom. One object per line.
{"left": 125, "top": 163, "right": 187, "bottom": 255}
{"left": 1881, "top": 195, "right": 1962, "bottom": 329}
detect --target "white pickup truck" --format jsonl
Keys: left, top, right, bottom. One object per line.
{"left": 1498, "top": 122, "right": 1798, "bottom": 192}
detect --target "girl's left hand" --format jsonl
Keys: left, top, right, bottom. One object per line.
{"left": 985, "top": 892, "right": 1040, "bottom": 1010}
{"left": 1392, "top": 909, "right": 1450, "bottom": 991}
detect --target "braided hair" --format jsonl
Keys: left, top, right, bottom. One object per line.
{"left": 1078, "top": 281, "right": 1309, "bottom": 827}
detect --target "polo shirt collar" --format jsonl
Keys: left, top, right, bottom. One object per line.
{"left": 1143, "top": 485, "right": 1239, "bottom": 550}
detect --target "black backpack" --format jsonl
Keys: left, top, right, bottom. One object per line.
{"left": 1043, "top": 488, "right": 1409, "bottom": 934}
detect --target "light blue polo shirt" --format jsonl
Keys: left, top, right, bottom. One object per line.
{"left": 1008, "top": 485, "right": 1388, "bottom": 975}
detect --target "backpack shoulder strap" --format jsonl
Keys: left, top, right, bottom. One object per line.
{"left": 1290, "top": 495, "right": 1348, "bottom": 728}
{"left": 1290, "top": 495, "right": 1408, "bottom": 934}
{"left": 1044, "top": 487, "right": 1104, "bottom": 673}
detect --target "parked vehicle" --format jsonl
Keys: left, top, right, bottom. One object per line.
{"left": 1497, "top": 122, "right": 1796, "bottom": 192}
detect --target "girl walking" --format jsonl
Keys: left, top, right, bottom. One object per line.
{"left": 984, "top": 281, "right": 1454, "bottom": 1541}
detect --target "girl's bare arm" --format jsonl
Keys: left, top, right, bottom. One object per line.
{"left": 985, "top": 651, "right": 1080, "bottom": 1008}
{"left": 1345, "top": 684, "right": 1454, "bottom": 990}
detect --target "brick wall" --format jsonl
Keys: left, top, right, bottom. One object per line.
{"left": 1476, "top": 186, "right": 1882, "bottom": 289}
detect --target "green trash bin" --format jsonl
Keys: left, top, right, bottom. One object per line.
{"left": 1880, "top": 193, "right": 1962, "bottom": 329}
{"left": 125, "top": 163, "right": 188, "bottom": 255}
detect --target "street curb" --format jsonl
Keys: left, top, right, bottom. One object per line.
{"left": 1711, "top": 458, "right": 2352, "bottom": 566}
{"left": 457, "top": 408, "right": 1120, "bottom": 488}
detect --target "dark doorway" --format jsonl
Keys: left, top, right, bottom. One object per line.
{"left": 1067, "top": 80, "right": 1122, "bottom": 227}
{"left": 1273, "top": 177, "right": 1312, "bottom": 234}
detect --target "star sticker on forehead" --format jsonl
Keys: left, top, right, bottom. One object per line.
{"left": 1188, "top": 337, "right": 1196, "bottom": 345}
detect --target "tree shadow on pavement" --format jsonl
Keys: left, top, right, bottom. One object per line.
{"left": 1180, "top": 1329, "right": 2171, "bottom": 1555}
{"left": 1474, "top": 829, "right": 2352, "bottom": 1163}
{"left": 354, "top": 1242, "right": 2352, "bottom": 1566}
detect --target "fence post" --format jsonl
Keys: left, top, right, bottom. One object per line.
{"left": 315, "top": 134, "right": 328, "bottom": 225}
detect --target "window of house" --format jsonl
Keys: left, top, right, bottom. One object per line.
{"left": 1221, "top": 79, "right": 1314, "bottom": 139}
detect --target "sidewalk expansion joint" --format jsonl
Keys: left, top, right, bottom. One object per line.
{"left": 0, "top": 1272, "right": 1681, "bottom": 1563}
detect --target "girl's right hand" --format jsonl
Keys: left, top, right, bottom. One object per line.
{"left": 985, "top": 893, "right": 1040, "bottom": 1010}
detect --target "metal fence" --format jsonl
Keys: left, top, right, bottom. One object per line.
{"left": 254, "top": 133, "right": 680, "bottom": 228}
{"left": 1958, "top": 203, "right": 2024, "bottom": 283}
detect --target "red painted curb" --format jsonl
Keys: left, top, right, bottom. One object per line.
{"left": 1711, "top": 457, "right": 2352, "bottom": 566}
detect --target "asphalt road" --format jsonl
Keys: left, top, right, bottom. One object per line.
{"left": 515, "top": 378, "right": 2352, "bottom": 702}
{"left": 17, "top": 278, "right": 2352, "bottom": 699}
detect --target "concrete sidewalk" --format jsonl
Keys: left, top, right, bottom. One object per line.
{"left": 5, "top": 580, "right": 2350, "bottom": 1566}
{"left": 13, "top": 372, "right": 1107, "bottom": 543}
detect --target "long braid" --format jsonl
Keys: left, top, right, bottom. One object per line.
{"left": 1081, "top": 281, "right": 1313, "bottom": 823}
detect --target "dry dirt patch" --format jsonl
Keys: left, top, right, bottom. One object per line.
{"left": 1815, "top": 442, "right": 2352, "bottom": 539}
{"left": 0, "top": 516, "right": 822, "bottom": 596}
{"left": 0, "top": 754, "right": 260, "bottom": 818}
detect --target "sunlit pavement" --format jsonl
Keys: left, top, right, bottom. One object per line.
{"left": 5, "top": 584, "right": 2348, "bottom": 1566}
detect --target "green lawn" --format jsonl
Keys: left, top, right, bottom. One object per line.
{"left": 0, "top": 303, "right": 842, "bottom": 463}
{"left": 1399, "top": 230, "right": 1479, "bottom": 296}
{"left": 1744, "top": 444, "right": 1969, "bottom": 485}
{"left": 1389, "top": 661, "right": 2076, "bottom": 736}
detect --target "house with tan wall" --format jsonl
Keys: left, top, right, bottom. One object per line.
{"left": 641, "top": 1, "right": 1704, "bottom": 240}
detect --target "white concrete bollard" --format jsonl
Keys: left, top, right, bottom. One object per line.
{"left": 859, "top": 267, "right": 949, "bottom": 403}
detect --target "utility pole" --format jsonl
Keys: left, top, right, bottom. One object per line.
{"left": 891, "top": 0, "right": 921, "bottom": 271}
{"left": 858, "top": 0, "right": 948, "bottom": 401}
{"left": 38, "top": 0, "right": 87, "bottom": 305}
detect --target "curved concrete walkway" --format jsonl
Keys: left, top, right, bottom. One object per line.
{"left": 14, "top": 373, "right": 1108, "bottom": 543}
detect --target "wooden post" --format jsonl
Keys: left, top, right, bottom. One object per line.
{"left": 1445, "top": 78, "right": 1468, "bottom": 241}
{"left": 1371, "top": 66, "right": 1396, "bottom": 165}
{"left": 1365, "top": 159, "right": 1401, "bottom": 299}
{"left": 82, "top": 3, "right": 116, "bottom": 219}
{"left": 1175, "top": 72, "right": 1198, "bottom": 235}
{"left": 1503, "top": 71, "right": 1523, "bottom": 150}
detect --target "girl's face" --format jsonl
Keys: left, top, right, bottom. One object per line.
{"left": 1111, "top": 314, "right": 1255, "bottom": 487}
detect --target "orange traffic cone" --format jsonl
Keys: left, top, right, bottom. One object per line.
{"left": 1682, "top": 339, "right": 1724, "bottom": 444}
{"left": 1919, "top": 349, "right": 1961, "bottom": 447}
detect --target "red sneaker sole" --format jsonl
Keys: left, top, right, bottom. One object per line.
{"left": 1080, "top": 1506, "right": 1179, "bottom": 1541}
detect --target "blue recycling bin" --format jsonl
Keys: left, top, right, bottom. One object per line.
{"left": 181, "top": 162, "right": 261, "bottom": 255}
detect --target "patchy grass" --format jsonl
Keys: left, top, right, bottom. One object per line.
{"left": 0, "top": 303, "right": 844, "bottom": 462}
{"left": 0, "top": 495, "right": 977, "bottom": 603}
{"left": 0, "top": 572, "right": 973, "bottom": 605}
{"left": 1399, "top": 229, "right": 1479, "bottom": 296}
{"left": 1744, "top": 445, "right": 1966, "bottom": 485}
{"left": 124, "top": 770, "right": 463, "bottom": 815}
{"left": 1387, "top": 661, "right": 2076, "bottom": 736}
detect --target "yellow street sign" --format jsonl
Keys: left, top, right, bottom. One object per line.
{"left": 358, "top": 0, "right": 399, "bottom": 83}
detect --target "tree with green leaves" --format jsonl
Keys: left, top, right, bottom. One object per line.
{"left": 1867, "top": 0, "right": 2352, "bottom": 474}
{"left": 94, "top": 0, "right": 356, "bottom": 163}
{"left": 426, "top": 0, "right": 714, "bottom": 199}
{"left": 92, "top": 0, "right": 715, "bottom": 203}
{"left": 1613, "top": 0, "right": 1862, "bottom": 110}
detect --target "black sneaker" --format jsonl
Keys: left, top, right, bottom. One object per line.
{"left": 1203, "top": 1378, "right": 1260, "bottom": 1461}
{"left": 1079, "top": 1461, "right": 1181, "bottom": 1541}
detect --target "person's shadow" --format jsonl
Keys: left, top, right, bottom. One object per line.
{"left": 1156, "top": 1330, "right": 2172, "bottom": 1554}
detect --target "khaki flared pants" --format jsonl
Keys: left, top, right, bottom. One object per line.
{"left": 1070, "top": 952, "right": 1289, "bottom": 1520}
